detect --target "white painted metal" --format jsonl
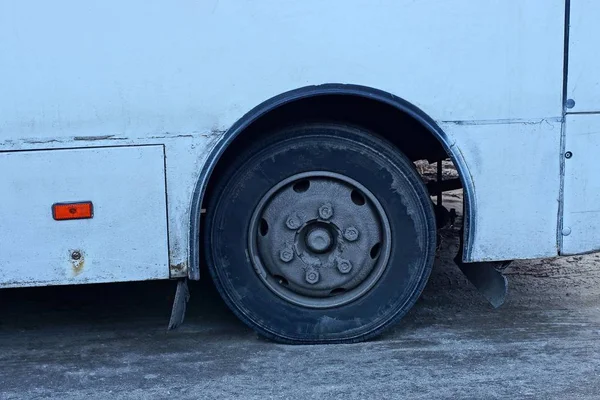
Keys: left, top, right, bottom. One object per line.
{"left": 562, "top": 114, "right": 600, "bottom": 255}
{"left": 0, "top": 0, "right": 573, "bottom": 286}
{"left": 567, "top": 0, "right": 600, "bottom": 112}
{"left": 0, "top": 146, "right": 169, "bottom": 287}
{"left": 440, "top": 119, "right": 563, "bottom": 261}
{"left": 0, "top": 0, "right": 564, "bottom": 135}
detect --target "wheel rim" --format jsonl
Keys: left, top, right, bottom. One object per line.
{"left": 248, "top": 171, "right": 392, "bottom": 308}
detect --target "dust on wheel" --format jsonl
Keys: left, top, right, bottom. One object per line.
{"left": 249, "top": 171, "right": 392, "bottom": 309}
{"left": 205, "top": 123, "right": 436, "bottom": 344}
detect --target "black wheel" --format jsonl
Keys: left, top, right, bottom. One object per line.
{"left": 204, "top": 123, "right": 436, "bottom": 344}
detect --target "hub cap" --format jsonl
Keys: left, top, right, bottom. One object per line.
{"left": 248, "top": 171, "right": 392, "bottom": 308}
{"left": 305, "top": 227, "right": 333, "bottom": 253}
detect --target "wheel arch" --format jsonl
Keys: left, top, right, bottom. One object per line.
{"left": 189, "top": 84, "right": 476, "bottom": 279}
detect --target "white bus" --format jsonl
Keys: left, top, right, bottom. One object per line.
{"left": 1, "top": 1, "right": 598, "bottom": 344}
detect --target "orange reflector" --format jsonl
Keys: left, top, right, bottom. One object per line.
{"left": 52, "top": 202, "right": 93, "bottom": 221}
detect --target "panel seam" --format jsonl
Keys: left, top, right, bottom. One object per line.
{"left": 557, "top": 0, "right": 571, "bottom": 254}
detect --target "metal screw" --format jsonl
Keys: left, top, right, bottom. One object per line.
{"left": 71, "top": 251, "right": 82, "bottom": 261}
{"left": 286, "top": 215, "right": 301, "bottom": 230}
{"left": 344, "top": 227, "right": 359, "bottom": 242}
{"left": 305, "top": 270, "right": 319, "bottom": 284}
{"left": 318, "top": 203, "right": 333, "bottom": 220}
{"left": 565, "top": 151, "right": 573, "bottom": 159}
{"left": 337, "top": 259, "right": 352, "bottom": 274}
{"left": 562, "top": 227, "right": 572, "bottom": 236}
{"left": 566, "top": 99, "right": 576, "bottom": 109}
{"left": 279, "top": 248, "right": 294, "bottom": 263}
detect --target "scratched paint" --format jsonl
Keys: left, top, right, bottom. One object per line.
{"left": 70, "top": 250, "right": 85, "bottom": 277}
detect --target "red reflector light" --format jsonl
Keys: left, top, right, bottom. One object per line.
{"left": 52, "top": 202, "right": 94, "bottom": 221}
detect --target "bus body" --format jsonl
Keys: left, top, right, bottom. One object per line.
{"left": 1, "top": 1, "right": 599, "bottom": 342}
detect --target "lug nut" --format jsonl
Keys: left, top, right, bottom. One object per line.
{"left": 318, "top": 203, "right": 333, "bottom": 220}
{"left": 344, "top": 227, "right": 359, "bottom": 242}
{"left": 305, "top": 270, "right": 319, "bottom": 284}
{"left": 337, "top": 259, "right": 352, "bottom": 274}
{"left": 286, "top": 215, "right": 301, "bottom": 230}
{"left": 279, "top": 248, "right": 294, "bottom": 263}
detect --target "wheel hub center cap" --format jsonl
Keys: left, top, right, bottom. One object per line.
{"left": 305, "top": 226, "right": 333, "bottom": 254}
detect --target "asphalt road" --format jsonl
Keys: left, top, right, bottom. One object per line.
{"left": 2, "top": 220, "right": 600, "bottom": 399}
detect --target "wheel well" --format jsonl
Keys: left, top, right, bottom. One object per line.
{"left": 208, "top": 95, "right": 448, "bottom": 185}
{"left": 191, "top": 85, "right": 474, "bottom": 280}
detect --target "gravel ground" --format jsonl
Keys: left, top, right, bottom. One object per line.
{"left": 2, "top": 190, "right": 600, "bottom": 399}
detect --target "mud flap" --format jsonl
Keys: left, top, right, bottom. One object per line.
{"left": 168, "top": 279, "right": 190, "bottom": 330}
{"left": 454, "top": 247, "right": 509, "bottom": 309}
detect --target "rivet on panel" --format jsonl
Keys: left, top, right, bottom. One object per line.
{"left": 565, "top": 99, "right": 576, "bottom": 109}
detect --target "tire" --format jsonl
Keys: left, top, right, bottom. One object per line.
{"left": 204, "top": 123, "right": 436, "bottom": 344}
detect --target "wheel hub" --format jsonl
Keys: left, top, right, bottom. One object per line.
{"left": 248, "top": 171, "right": 391, "bottom": 308}
{"left": 305, "top": 226, "right": 333, "bottom": 254}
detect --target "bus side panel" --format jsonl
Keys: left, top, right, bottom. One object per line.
{"left": 567, "top": 0, "right": 600, "bottom": 113}
{"left": 562, "top": 115, "right": 600, "bottom": 255}
{"left": 0, "top": 0, "right": 564, "bottom": 139}
{"left": 562, "top": 0, "right": 600, "bottom": 255}
{"left": 440, "top": 120, "right": 563, "bottom": 261}
{"left": 0, "top": 1, "right": 566, "bottom": 265}
{"left": 0, "top": 146, "right": 169, "bottom": 288}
